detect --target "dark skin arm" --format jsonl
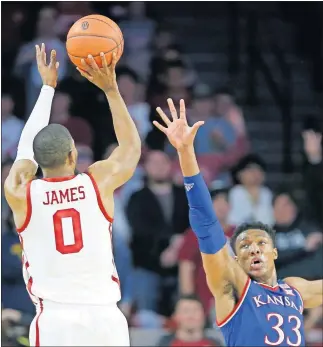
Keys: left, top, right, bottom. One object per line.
{"left": 4, "top": 44, "right": 58, "bottom": 229}
{"left": 77, "top": 53, "right": 141, "bottom": 218}
{"left": 285, "top": 277, "right": 323, "bottom": 309}
{"left": 153, "top": 99, "right": 249, "bottom": 323}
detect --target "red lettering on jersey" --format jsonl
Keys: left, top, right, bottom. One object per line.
{"left": 51, "top": 191, "right": 59, "bottom": 204}
{"left": 78, "top": 186, "right": 85, "bottom": 200}
{"left": 44, "top": 187, "right": 86, "bottom": 205}
{"left": 70, "top": 187, "right": 78, "bottom": 202}
{"left": 58, "top": 189, "right": 70, "bottom": 204}
{"left": 43, "top": 192, "right": 50, "bottom": 205}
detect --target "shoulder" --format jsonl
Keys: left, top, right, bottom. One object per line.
{"left": 156, "top": 334, "right": 175, "bottom": 346}
{"left": 229, "top": 185, "right": 246, "bottom": 198}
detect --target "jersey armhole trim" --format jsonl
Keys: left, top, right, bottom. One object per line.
{"left": 288, "top": 284, "right": 304, "bottom": 314}
{"left": 85, "top": 172, "right": 114, "bottom": 223}
{"left": 16, "top": 180, "right": 33, "bottom": 233}
{"left": 217, "top": 277, "right": 251, "bottom": 328}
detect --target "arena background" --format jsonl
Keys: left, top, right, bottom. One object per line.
{"left": 1, "top": 2, "right": 322, "bottom": 346}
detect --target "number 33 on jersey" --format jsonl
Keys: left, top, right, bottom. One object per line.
{"left": 218, "top": 278, "right": 305, "bottom": 346}
{"left": 17, "top": 173, "right": 120, "bottom": 305}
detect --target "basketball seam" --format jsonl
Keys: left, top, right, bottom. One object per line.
{"left": 84, "top": 16, "right": 124, "bottom": 56}
{"left": 67, "top": 34, "right": 120, "bottom": 40}
{"left": 67, "top": 41, "right": 123, "bottom": 58}
{"left": 83, "top": 16, "right": 122, "bottom": 39}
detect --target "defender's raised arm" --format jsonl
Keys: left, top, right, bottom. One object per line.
{"left": 153, "top": 99, "right": 248, "bottom": 322}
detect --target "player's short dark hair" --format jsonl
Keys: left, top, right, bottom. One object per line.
{"left": 231, "top": 222, "right": 276, "bottom": 254}
{"left": 33, "top": 124, "right": 73, "bottom": 169}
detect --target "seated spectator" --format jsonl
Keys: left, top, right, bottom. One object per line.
{"left": 54, "top": 1, "right": 93, "bottom": 39}
{"left": 228, "top": 154, "right": 274, "bottom": 225}
{"left": 156, "top": 295, "right": 224, "bottom": 346}
{"left": 273, "top": 190, "right": 323, "bottom": 279}
{"left": 2, "top": 94, "right": 24, "bottom": 162}
{"left": 119, "top": 2, "right": 156, "bottom": 80}
{"left": 302, "top": 128, "right": 323, "bottom": 229}
{"left": 51, "top": 91, "right": 93, "bottom": 148}
{"left": 117, "top": 67, "right": 152, "bottom": 143}
{"left": 75, "top": 144, "right": 93, "bottom": 173}
{"left": 191, "top": 86, "right": 237, "bottom": 155}
{"left": 14, "top": 7, "right": 68, "bottom": 116}
{"left": 1, "top": 213, "right": 35, "bottom": 316}
{"left": 126, "top": 150, "right": 189, "bottom": 315}
{"left": 177, "top": 187, "right": 234, "bottom": 316}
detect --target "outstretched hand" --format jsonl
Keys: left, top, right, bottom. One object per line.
{"left": 36, "top": 43, "right": 59, "bottom": 88}
{"left": 153, "top": 99, "right": 204, "bottom": 151}
{"left": 77, "top": 52, "right": 118, "bottom": 93}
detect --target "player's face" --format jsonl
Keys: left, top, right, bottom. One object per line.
{"left": 235, "top": 229, "right": 277, "bottom": 281}
{"left": 174, "top": 299, "right": 205, "bottom": 331}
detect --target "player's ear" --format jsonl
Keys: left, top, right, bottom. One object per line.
{"left": 273, "top": 248, "right": 278, "bottom": 260}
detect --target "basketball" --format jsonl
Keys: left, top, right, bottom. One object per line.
{"left": 66, "top": 15, "right": 124, "bottom": 69}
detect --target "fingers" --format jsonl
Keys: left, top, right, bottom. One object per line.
{"left": 101, "top": 52, "right": 108, "bottom": 72}
{"left": 41, "top": 43, "right": 46, "bottom": 65}
{"left": 190, "top": 121, "right": 205, "bottom": 136}
{"left": 81, "top": 59, "right": 91, "bottom": 73}
{"left": 156, "top": 106, "right": 171, "bottom": 126}
{"left": 76, "top": 67, "right": 93, "bottom": 81}
{"left": 110, "top": 51, "right": 117, "bottom": 70}
{"left": 179, "top": 99, "right": 186, "bottom": 120}
{"left": 152, "top": 121, "right": 167, "bottom": 133}
{"left": 167, "top": 98, "right": 178, "bottom": 120}
{"left": 88, "top": 54, "right": 100, "bottom": 72}
{"left": 49, "top": 50, "right": 57, "bottom": 69}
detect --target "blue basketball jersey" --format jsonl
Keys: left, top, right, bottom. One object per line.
{"left": 218, "top": 278, "right": 305, "bottom": 346}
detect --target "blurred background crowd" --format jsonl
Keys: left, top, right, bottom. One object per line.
{"left": 1, "top": 2, "right": 323, "bottom": 346}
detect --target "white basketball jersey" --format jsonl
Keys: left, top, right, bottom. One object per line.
{"left": 18, "top": 173, "right": 121, "bottom": 305}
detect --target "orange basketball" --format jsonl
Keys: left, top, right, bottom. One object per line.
{"left": 66, "top": 15, "right": 124, "bottom": 69}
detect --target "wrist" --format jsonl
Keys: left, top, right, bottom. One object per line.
{"left": 177, "top": 145, "right": 195, "bottom": 155}
{"left": 42, "top": 83, "right": 56, "bottom": 89}
{"left": 105, "top": 87, "right": 119, "bottom": 97}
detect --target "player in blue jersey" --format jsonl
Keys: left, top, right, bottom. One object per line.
{"left": 153, "top": 98, "right": 323, "bottom": 347}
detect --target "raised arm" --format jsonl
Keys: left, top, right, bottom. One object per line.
{"left": 4, "top": 44, "right": 59, "bottom": 228}
{"left": 77, "top": 53, "right": 141, "bottom": 194}
{"left": 153, "top": 99, "right": 248, "bottom": 322}
{"left": 285, "top": 277, "right": 323, "bottom": 308}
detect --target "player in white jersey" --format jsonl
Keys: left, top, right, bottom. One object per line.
{"left": 4, "top": 44, "right": 141, "bottom": 346}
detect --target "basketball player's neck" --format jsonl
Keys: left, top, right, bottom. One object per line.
{"left": 254, "top": 270, "right": 278, "bottom": 287}
{"left": 42, "top": 166, "right": 75, "bottom": 179}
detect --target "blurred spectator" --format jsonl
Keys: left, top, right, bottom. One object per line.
{"left": 1, "top": 213, "right": 35, "bottom": 315}
{"left": 119, "top": 2, "right": 156, "bottom": 80}
{"left": 54, "top": 1, "right": 93, "bottom": 39}
{"left": 212, "top": 89, "right": 236, "bottom": 117}
{"left": 191, "top": 86, "right": 237, "bottom": 155}
{"left": 177, "top": 188, "right": 234, "bottom": 316}
{"left": 2, "top": 94, "right": 24, "bottom": 163}
{"left": 228, "top": 154, "right": 274, "bottom": 225}
{"left": 274, "top": 190, "right": 323, "bottom": 279}
{"left": 2, "top": 160, "right": 14, "bottom": 232}
{"left": 51, "top": 91, "right": 93, "bottom": 147}
{"left": 149, "top": 60, "right": 193, "bottom": 110}
{"left": 127, "top": 150, "right": 189, "bottom": 314}
{"left": 14, "top": 7, "right": 68, "bottom": 115}
{"left": 75, "top": 144, "right": 93, "bottom": 173}
{"left": 117, "top": 67, "right": 152, "bottom": 143}
{"left": 302, "top": 129, "right": 323, "bottom": 229}
{"left": 156, "top": 295, "right": 224, "bottom": 346}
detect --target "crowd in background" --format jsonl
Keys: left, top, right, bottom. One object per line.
{"left": 1, "top": 2, "right": 323, "bottom": 347}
